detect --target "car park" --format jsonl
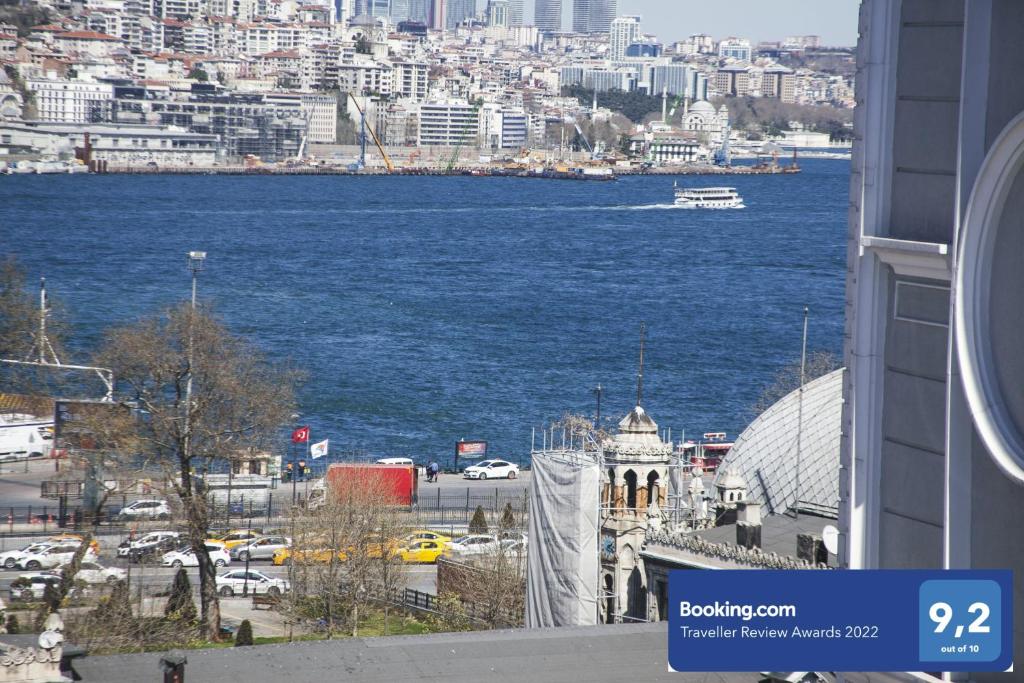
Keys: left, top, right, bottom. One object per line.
{"left": 16, "top": 543, "right": 96, "bottom": 570}
{"left": 1, "top": 542, "right": 56, "bottom": 570}
{"left": 215, "top": 569, "right": 289, "bottom": 598}
{"left": 116, "top": 499, "right": 171, "bottom": 520}
{"left": 59, "top": 561, "right": 127, "bottom": 585}
{"left": 117, "top": 531, "right": 180, "bottom": 560}
{"left": 462, "top": 459, "right": 519, "bottom": 480}
{"left": 162, "top": 543, "right": 230, "bottom": 568}
{"left": 443, "top": 534, "right": 499, "bottom": 559}
{"left": 230, "top": 535, "right": 291, "bottom": 562}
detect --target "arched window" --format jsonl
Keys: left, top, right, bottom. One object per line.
{"left": 624, "top": 470, "right": 637, "bottom": 509}
{"left": 606, "top": 468, "right": 616, "bottom": 509}
{"left": 646, "top": 471, "right": 660, "bottom": 509}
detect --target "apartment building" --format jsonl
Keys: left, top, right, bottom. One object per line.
{"left": 27, "top": 79, "right": 115, "bottom": 123}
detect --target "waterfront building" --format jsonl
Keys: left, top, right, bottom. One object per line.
{"left": 27, "top": 79, "right": 114, "bottom": 123}
{"left": 0, "top": 120, "right": 218, "bottom": 166}
{"left": 0, "top": 70, "right": 22, "bottom": 120}
{"left": 716, "top": 36, "right": 751, "bottom": 62}
{"left": 479, "top": 103, "right": 527, "bottom": 149}
{"left": 627, "top": 129, "right": 701, "bottom": 164}
{"left": 842, "top": 1, "right": 1024, "bottom": 678}
{"left": 608, "top": 15, "right": 640, "bottom": 61}
{"left": 533, "top": 0, "right": 561, "bottom": 33}
{"left": 416, "top": 100, "right": 480, "bottom": 146}
{"left": 680, "top": 99, "right": 728, "bottom": 141}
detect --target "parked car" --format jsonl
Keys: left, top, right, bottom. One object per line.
{"left": 16, "top": 544, "right": 96, "bottom": 570}
{"left": 462, "top": 460, "right": 519, "bottom": 480}
{"left": 162, "top": 543, "right": 230, "bottom": 568}
{"left": 0, "top": 542, "right": 55, "bottom": 570}
{"left": 398, "top": 539, "right": 445, "bottom": 564}
{"left": 443, "top": 535, "right": 499, "bottom": 559}
{"left": 231, "top": 535, "right": 291, "bottom": 562}
{"left": 59, "top": 561, "right": 127, "bottom": 585}
{"left": 215, "top": 569, "right": 289, "bottom": 598}
{"left": 376, "top": 457, "right": 413, "bottom": 465}
{"left": 116, "top": 499, "right": 171, "bottom": 520}
{"left": 10, "top": 573, "right": 62, "bottom": 600}
{"left": 118, "top": 531, "right": 180, "bottom": 560}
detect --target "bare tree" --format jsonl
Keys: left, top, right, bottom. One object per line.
{"left": 94, "top": 304, "right": 297, "bottom": 639}
{"left": 284, "top": 469, "right": 409, "bottom": 637}
{"left": 751, "top": 350, "right": 842, "bottom": 418}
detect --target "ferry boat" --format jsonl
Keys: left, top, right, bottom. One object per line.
{"left": 673, "top": 184, "right": 745, "bottom": 209}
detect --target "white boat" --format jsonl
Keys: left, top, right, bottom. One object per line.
{"left": 673, "top": 184, "right": 745, "bottom": 209}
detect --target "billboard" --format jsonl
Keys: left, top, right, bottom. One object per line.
{"left": 455, "top": 440, "right": 487, "bottom": 459}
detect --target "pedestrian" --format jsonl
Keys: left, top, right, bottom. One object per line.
{"left": 298, "top": 460, "right": 306, "bottom": 481}
{"left": 428, "top": 461, "right": 439, "bottom": 483}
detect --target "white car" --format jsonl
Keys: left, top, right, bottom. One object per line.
{"left": 117, "top": 531, "right": 180, "bottom": 558}
{"left": 59, "top": 561, "right": 127, "bottom": 585}
{"left": 10, "top": 572, "right": 62, "bottom": 600}
{"left": 1, "top": 542, "right": 56, "bottom": 570}
{"left": 443, "top": 534, "right": 499, "bottom": 559}
{"left": 162, "top": 543, "right": 230, "bottom": 568}
{"left": 231, "top": 536, "right": 292, "bottom": 562}
{"left": 16, "top": 544, "right": 96, "bottom": 570}
{"left": 462, "top": 459, "right": 519, "bottom": 480}
{"left": 215, "top": 569, "right": 289, "bottom": 598}
{"left": 117, "top": 499, "right": 171, "bottom": 520}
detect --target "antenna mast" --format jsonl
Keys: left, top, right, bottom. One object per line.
{"left": 636, "top": 321, "right": 646, "bottom": 407}
{"left": 28, "top": 277, "right": 60, "bottom": 366}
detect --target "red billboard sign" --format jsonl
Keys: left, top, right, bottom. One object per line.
{"left": 455, "top": 440, "right": 487, "bottom": 458}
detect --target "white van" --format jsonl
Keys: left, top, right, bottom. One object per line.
{"left": 0, "top": 414, "right": 53, "bottom": 462}
{"left": 375, "top": 457, "right": 413, "bottom": 466}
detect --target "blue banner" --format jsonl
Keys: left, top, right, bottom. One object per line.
{"left": 668, "top": 569, "right": 1013, "bottom": 673}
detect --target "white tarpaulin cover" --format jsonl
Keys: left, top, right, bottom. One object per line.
{"left": 525, "top": 452, "right": 600, "bottom": 628}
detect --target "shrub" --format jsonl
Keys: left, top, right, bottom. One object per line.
{"left": 5, "top": 614, "right": 19, "bottom": 634}
{"left": 468, "top": 506, "right": 488, "bottom": 534}
{"left": 235, "top": 619, "right": 253, "bottom": 646}
{"left": 499, "top": 502, "right": 516, "bottom": 531}
{"left": 165, "top": 568, "right": 196, "bottom": 622}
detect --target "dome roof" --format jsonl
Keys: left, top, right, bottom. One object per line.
{"left": 713, "top": 368, "right": 844, "bottom": 517}
{"left": 617, "top": 405, "right": 657, "bottom": 434}
{"left": 689, "top": 99, "right": 715, "bottom": 114}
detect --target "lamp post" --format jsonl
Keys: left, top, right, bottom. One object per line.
{"left": 290, "top": 413, "right": 300, "bottom": 505}
{"left": 183, "top": 251, "right": 206, "bottom": 499}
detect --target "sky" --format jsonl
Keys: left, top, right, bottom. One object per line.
{"left": 528, "top": 0, "right": 861, "bottom": 47}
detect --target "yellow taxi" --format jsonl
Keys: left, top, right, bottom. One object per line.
{"left": 404, "top": 530, "right": 452, "bottom": 547}
{"left": 272, "top": 540, "right": 399, "bottom": 565}
{"left": 210, "top": 529, "right": 262, "bottom": 550}
{"left": 398, "top": 539, "right": 445, "bottom": 564}
{"left": 49, "top": 534, "right": 101, "bottom": 553}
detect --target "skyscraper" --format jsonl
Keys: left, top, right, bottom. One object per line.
{"left": 609, "top": 14, "right": 640, "bottom": 60}
{"left": 445, "top": 0, "right": 474, "bottom": 28}
{"left": 534, "top": 0, "right": 561, "bottom": 33}
{"left": 506, "top": 0, "right": 523, "bottom": 26}
{"left": 572, "top": 0, "right": 615, "bottom": 34}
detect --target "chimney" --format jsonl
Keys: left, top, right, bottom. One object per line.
{"left": 796, "top": 533, "right": 828, "bottom": 565}
{"left": 735, "top": 501, "right": 761, "bottom": 549}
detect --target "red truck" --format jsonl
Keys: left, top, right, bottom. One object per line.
{"left": 308, "top": 463, "right": 419, "bottom": 509}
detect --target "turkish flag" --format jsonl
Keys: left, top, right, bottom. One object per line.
{"left": 291, "top": 426, "right": 310, "bottom": 443}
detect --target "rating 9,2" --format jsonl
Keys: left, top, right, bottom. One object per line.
{"left": 918, "top": 579, "right": 1002, "bottom": 663}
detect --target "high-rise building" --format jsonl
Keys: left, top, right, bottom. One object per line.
{"left": 717, "top": 37, "right": 752, "bottom": 61}
{"left": 534, "top": 0, "right": 561, "bottom": 33}
{"left": 486, "top": 0, "right": 508, "bottom": 27}
{"left": 572, "top": 0, "right": 615, "bottom": 34}
{"left": 445, "top": 0, "right": 474, "bottom": 28}
{"left": 354, "top": 0, "right": 389, "bottom": 15}
{"left": 429, "top": 0, "right": 444, "bottom": 29}
{"left": 608, "top": 15, "right": 640, "bottom": 60}
{"left": 390, "top": 0, "right": 410, "bottom": 21}
{"left": 506, "top": 0, "right": 523, "bottom": 26}
{"left": 407, "top": 0, "right": 429, "bottom": 22}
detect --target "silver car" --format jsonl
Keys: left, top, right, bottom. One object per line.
{"left": 231, "top": 535, "right": 291, "bottom": 562}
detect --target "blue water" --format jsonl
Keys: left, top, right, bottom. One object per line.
{"left": 0, "top": 159, "right": 849, "bottom": 466}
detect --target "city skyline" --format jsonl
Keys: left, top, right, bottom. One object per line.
{"left": 523, "top": 0, "right": 860, "bottom": 46}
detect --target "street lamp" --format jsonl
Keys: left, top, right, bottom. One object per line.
{"left": 187, "top": 251, "right": 206, "bottom": 310}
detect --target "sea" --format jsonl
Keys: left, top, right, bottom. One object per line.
{"left": 0, "top": 159, "right": 849, "bottom": 468}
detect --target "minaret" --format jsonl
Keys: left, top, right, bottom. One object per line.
{"left": 661, "top": 87, "right": 668, "bottom": 124}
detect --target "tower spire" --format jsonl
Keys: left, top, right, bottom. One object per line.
{"left": 636, "top": 321, "right": 646, "bottom": 407}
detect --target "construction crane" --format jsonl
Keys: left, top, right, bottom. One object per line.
{"left": 445, "top": 100, "right": 481, "bottom": 173}
{"left": 347, "top": 92, "right": 394, "bottom": 173}
{"left": 566, "top": 117, "right": 593, "bottom": 155}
